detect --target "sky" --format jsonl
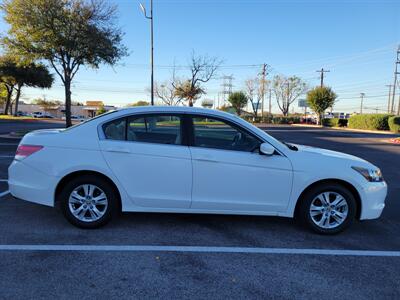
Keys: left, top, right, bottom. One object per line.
{"left": 1, "top": 0, "right": 400, "bottom": 113}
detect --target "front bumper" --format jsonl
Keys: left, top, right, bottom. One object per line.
{"left": 8, "top": 160, "right": 58, "bottom": 207}
{"left": 359, "top": 181, "right": 387, "bottom": 220}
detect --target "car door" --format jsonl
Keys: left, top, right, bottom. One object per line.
{"left": 99, "top": 113, "right": 192, "bottom": 209}
{"left": 189, "top": 115, "right": 293, "bottom": 213}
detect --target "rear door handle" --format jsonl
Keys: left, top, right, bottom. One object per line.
{"left": 105, "top": 147, "right": 131, "bottom": 154}
{"left": 195, "top": 156, "right": 219, "bottom": 163}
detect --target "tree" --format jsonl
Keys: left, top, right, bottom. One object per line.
{"left": 2, "top": 0, "right": 128, "bottom": 127}
{"left": 0, "top": 56, "right": 17, "bottom": 115}
{"left": 173, "top": 52, "right": 221, "bottom": 106}
{"left": 228, "top": 91, "right": 248, "bottom": 115}
{"left": 0, "top": 55, "right": 54, "bottom": 115}
{"left": 245, "top": 77, "right": 268, "bottom": 117}
{"left": 218, "top": 104, "right": 232, "bottom": 112}
{"left": 96, "top": 104, "right": 107, "bottom": 115}
{"left": 154, "top": 81, "right": 182, "bottom": 106}
{"left": 32, "top": 98, "right": 62, "bottom": 112}
{"left": 0, "top": 85, "right": 7, "bottom": 110}
{"left": 14, "top": 62, "right": 54, "bottom": 116}
{"left": 129, "top": 101, "right": 149, "bottom": 107}
{"left": 307, "top": 86, "right": 337, "bottom": 125}
{"left": 272, "top": 75, "right": 307, "bottom": 116}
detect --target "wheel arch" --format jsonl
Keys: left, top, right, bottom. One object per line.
{"left": 54, "top": 170, "right": 122, "bottom": 210}
{"left": 294, "top": 179, "right": 362, "bottom": 220}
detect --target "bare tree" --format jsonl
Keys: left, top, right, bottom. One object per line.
{"left": 272, "top": 75, "right": 307, "bottom": 116}
{"left": 154, "top": 68, "right": 182, "bottom": 106}
{"left": 245, "top": 77, "right": 268, "bottom": 117}
{"left": 174, "top": 52, "right": 221, "bottom": 106}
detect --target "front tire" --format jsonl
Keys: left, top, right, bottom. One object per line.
{"left": 297, "top": 183, "right": 357, "bottom": 234}
{"left": 59, "top": 175, "right": 118, "bottom": 229}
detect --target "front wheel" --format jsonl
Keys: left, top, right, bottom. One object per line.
{"left": 297, "top": 183, "right": 357, "bottom": 234}
{"left": 59, "top": 175, "right": 118, "bottom": 229}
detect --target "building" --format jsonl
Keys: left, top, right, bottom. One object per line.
{"left": 15, "top": 101, "right": 116, "bottom": 118}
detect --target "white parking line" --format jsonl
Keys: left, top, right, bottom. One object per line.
{"left": 0, "top": 190, "right": 10, "bottom": 198}
{"left": 0, "top": 155, "right": 14, "bottom": 158}
{"left": 0, "top": 245, "right": 399, "bottom": 256}
{"left": 0, "top": 179, "right": 8, "bottom": 182}
{"left": 0, "top": 143, "right": 19, "bottom": 146}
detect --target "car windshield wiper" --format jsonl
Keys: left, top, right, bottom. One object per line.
{"left": 283, "top": 141, "right": 298, "bottom": 151}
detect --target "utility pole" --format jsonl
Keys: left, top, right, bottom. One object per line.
{"left": 140, "top": 0, "right": 154, "bottom": 105}
{"left": 360, "top": 93, "right": 365, "bottom": 114}
{"left": 286, "top": 81, "right": 290, "bottom": 116}
{"left": 392, "top": 46, "right": 400, "bottom": 114}
{"left": 398, "top": 94, "right": 400, "bottom": 115}
{"left": 316, "top": 68, "right": 330, "bottom": 87}
{"left": 386, "top": 84, "right": 393, "bottom": 113}
{"left": 260, "top": 63, "right": 267, "bottom": 118}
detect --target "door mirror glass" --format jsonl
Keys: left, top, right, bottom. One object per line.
{"left": 260, "top": 143, "right": 275, "bottom": 156}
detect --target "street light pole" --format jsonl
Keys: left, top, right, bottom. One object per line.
{"left": 140, "top": 0, "right": 154, "bottom": 106}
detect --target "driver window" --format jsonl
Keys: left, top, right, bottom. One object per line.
{"left": 192, "top": 116, "right": 260, "bottom": 152}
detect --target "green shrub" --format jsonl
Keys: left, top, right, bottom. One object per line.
{"left": 242, "top": 116, "right": 272, "bottom": 123}
{"left": 336, "top": 119, "right": 348, "bottom": 127}
{"left": 348, "top": 114, "right": 393, "bottom": 131}
{"left": 322, "top": 118, "right": 334, "bottom": 127}
{"left": 272, "top": 116, "right": 300, "bottom": 124}
{"left": 388, "top": 116, "right": 400, "bottom": 133}
{"left": 322, "top": 118, "right": 348, "bottom": 127}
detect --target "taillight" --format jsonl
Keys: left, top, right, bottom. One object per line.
{"left": 15, "top": 145, "right": 43, "bottom": 160}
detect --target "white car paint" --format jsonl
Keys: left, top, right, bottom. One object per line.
{"left": 8, "top": 106, "right": 387, "bottom": 221}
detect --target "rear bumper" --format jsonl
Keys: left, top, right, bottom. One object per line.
{"left": 8, "top": 160, "right": 57, "bottom": 207}
{"left": 359, "top": 181, "right": 387, "bottom": 220}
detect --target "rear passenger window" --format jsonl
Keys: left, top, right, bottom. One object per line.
{"left": 127, "top": 115, "right": 182, "bottom": 145}
{"left": 103, "top": 118, "right": 126, "bottom": 141}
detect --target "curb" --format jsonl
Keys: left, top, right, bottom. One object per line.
{"left": 0, "top": 134, "right": 23, "bottom": 140}
{"left": 389, "top": 138, "right": 400, "bottom": 144}
{"left": 290, "top": 124, "right": 399, "bottom": 135}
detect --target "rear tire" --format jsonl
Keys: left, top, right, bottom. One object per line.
{"left": 297, "top": 183, "right": 357, "bottom": 234}
{"left": 59, "top": 175, "right": 118, "bottom": 229}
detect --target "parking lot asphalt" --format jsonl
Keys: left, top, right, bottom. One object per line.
{"left": 0, "top": 120, "right": 399, "bottom": 299}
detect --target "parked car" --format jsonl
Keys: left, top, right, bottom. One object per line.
{"left": 8, "top": 107, "right": 387, "bottom": 234}
{"left": 16, "top": 111, "right": 27, "bottom": 117}
{"left": 62, "top": 115, "right": 86, "bottom": 122}
{"left": 31, "top": 112, "right": 52, "bottom": 118}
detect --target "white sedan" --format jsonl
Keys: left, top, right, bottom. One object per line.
{"left": 8, "top": 107, "right": 387, "bottom": 234}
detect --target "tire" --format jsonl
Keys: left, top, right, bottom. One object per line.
{"left": 297, "top": 183, "right": 357, "bottom": 234}
{"left": 59, "top": 175, "right": 119, "bottom": 229}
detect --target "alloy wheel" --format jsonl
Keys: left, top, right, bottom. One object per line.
{"left": 309, "top": 191, "right": 349, "bottom": 229}
{"left": 68, "top": 184, "right": 108, "bottom": 223}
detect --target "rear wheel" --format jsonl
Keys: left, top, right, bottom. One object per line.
{"left": 297, "top": 183, "right": 357, "bottom": 234}
{"left": 59, "top": 175, "right": 118, "bottom": 229}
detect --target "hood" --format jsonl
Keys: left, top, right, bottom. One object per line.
{"left": 293, "top": 144, "right": 368, "bottom": 164}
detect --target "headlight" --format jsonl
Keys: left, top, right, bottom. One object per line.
{"left": 352, "top": 166, "right": 383, "bottom": 182}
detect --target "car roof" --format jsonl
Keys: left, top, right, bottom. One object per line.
{"left": 110, "top": 106, "right": 243, "bottom": 121}
{"left": 115, "top": 106, "right": 227, "bottom": 115}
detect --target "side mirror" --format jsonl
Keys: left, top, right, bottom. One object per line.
{"left": 259, "top": 143, "right": 275, "bottom": 156}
